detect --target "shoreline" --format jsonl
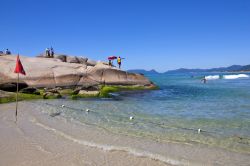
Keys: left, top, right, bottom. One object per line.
{"left": 1, "top": 101, "right": 250, "bottom": 166}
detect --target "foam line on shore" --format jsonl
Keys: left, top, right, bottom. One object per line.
{"left": 30, "top": 117, "right": 192, "bottom": 166}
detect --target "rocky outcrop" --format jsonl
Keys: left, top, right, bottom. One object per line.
{"left": 0, "top": 82, "right": 28, "bottom": 92}
{"left": 0, "top": 55, "right": 154, "bottom": 90}
{"left": 19, "top": 87, "right": 40, "bottom": 95}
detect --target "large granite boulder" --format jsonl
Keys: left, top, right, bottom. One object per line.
{"left": 0, "top": 55, "right": 154, "bottom": 89}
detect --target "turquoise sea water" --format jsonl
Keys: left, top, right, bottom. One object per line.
{"left": 36, "top": 72, "right": 250, "bottom": 153}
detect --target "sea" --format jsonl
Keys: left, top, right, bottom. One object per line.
{"left": 27, "top": 72, "right": 250, "bottom": 164}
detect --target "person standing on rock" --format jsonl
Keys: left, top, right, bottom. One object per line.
{"left": 117, "top": 56, "right": 124, "bottom": 69}
{"left": 50, "top": 47, "right": 54, "bottom": 58}
{"left": 108, "top": 59, "right": 112, "bottom": 66}
{"left": 45, "top": 48, "right": 50, "bottom": 57}
{"left": 5, "top": 49, "right": 11, "bottom": 55}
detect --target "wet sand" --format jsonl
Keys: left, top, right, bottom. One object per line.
{"left": 0, "top": 102, "right": 249, "bottom": 166}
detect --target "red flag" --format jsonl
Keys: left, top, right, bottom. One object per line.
{"left": 14, "top": 55, "right": 26, "bottom": 75}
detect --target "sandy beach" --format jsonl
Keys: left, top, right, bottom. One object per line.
{"left": 0, "top": 101, "right": 250, "bottom": 166}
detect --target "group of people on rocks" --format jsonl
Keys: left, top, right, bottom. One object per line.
{"left": 1, "top": 47, "right": 125, "bottom": 69}
{"left": 0, "top": 49, "right": 11, "bottom": 55}
{"left": 45, "top": 47, "right": 54, "bottom": 58}
{"left": 108, "top": 56, "right": 124, "bottom": 69}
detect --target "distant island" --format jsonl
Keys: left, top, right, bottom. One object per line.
{"left": 128, "top": 64, "right": 250, "bottom": 74}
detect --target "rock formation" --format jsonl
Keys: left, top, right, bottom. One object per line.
{"left": 0, "top": 55, "right": 153, "bottom": 90}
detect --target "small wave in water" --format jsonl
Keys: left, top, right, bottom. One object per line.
{"left": 205, "top": 75, "right": 220, "bottom": 80}
{"left": 204, "top": 74, "right": 249, "bottom": 80}
{"left": 30, "top": 118, "right": 187, "bottom": 166}
{"left": 223, "top": 74, "right": 249, "bottom": 79}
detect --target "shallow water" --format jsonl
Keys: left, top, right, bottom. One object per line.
{"left": 30, "top": 72, "right": 250, "bottom": 154}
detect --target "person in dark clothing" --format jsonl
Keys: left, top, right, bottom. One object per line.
{"left": 108, "top": 59, "right": 112, "bottom": 66}
{"left": 201, "top": 76, "right": 207, "bottom": 84}
{"left": 50, "top": 47, "right": 54, "bottom": 58}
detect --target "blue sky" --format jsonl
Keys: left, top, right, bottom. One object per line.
{"left": 0, "top": 0, "right": 249, "bottom": 72}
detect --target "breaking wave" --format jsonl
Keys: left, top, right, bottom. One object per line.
{"left": 223, "top": 74, "right": 249, "bottom": 79}
{"left": 205, "top": 75, "right": 220, "bottom": 80}
{"left": 204, "top": 74, "right": 249, "bottom": 80}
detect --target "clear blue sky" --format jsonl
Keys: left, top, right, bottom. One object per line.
{"left": 0, "top": 0, "right": 249, "bottom": 72}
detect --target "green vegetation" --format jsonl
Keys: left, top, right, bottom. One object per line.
{"left": 0, "top": 85, "right": 158, "bottom": 103}
{"left": 99, "top": 85, "right": 158, "bottom": 97}
{"left": 0, "top": 93, "right": 43, "bottom": 104}
{"left": 71, "top": 92, "right": 100, "bottom": 99}
{"left": 99, "top": 86, "right": 120, "bottom": 97}
{"left": 59, "top": 89, "right": 74, "bottom": 95}
{"left": 68, "top": 85, "right": 157, "bottom": 99}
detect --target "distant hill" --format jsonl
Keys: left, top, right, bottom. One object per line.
{"left": 165, "top": 65, "right": 250, "bottom": 73}
{"left": 240, "top": 65, "right": 250, "bottom": 71}
{"left": 128, "top": 65, "right": 250, "bottom": 75}
{"left": 127, "top": 69, "right": 159, "bottom": 75}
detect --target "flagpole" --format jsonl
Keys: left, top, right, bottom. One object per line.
{"left": 14, "top": 54, "right": 26, "bottom": 122}
{"left": 15, "top": 71, "right": 19, "bottom": 122}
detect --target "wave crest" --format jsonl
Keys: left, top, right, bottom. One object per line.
{"left": 205, "top": 75, "right": 220, "bottom": 80}
{"left": 204, "top": 74, "right": 249, "bottom": 80}
{"left": 223, "top": 74, "right": 249, "bottom": 79}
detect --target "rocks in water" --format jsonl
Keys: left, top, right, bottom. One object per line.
{"left": 47, "top": 88, "right": 60, "bottom": 94}
{"left": 43, "top": 88, "right": 62, "bottom": 99}
{"left": 73, "top": 85, "right": 100, "bottom": 95}
{"left": 78, "top": 90, "right": 99, "bottom": 96}
{"left": 19, "top": 87, "right": 40, "bottom": 95}
{"left": 43, "top": 92, "right": 62, "bottom": 99}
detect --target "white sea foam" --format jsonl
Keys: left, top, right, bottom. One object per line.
{"left": 223, "top": 74, "right": 249, "bottom": 79}
{"left": 30, "top": 118, "right": 189, "bottom": 166}
{"left": 205, "top": 75, "right": 220, "bottom": 80}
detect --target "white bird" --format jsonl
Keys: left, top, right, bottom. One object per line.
{"left": 129, "top": 116, "right": 134, "bottom": 120}
{"left": 86, "top": 109, "right": 90, "bottom": 112}
{"left": 61, "top": 105, "right": 65, "bottom": 108}
{"left": 198, "top": 128, "right": 201, "bottom": 134}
